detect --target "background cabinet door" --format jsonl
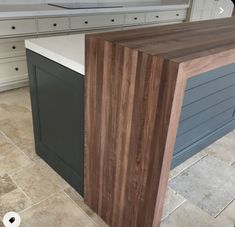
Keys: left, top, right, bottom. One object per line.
{"left": 27, "top": 50, "right": 84, "bottom": 195}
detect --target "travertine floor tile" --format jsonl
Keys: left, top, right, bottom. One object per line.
{"left": 20, "top": 191, "right": 97, "bottom": 227}
{"left": 0, "top": 103, "right": 30, "bottom": 121}
{"left": 0, "top": 132, "right": 32, "bottom": 175}
{"left": 204, "top": 132, "right": 235, "bottom": 165}
{"left": 0, "top": 88, "right": 31, "bottom": 111}
{"left": 64, "top": 187, "right": 109, "bottom": 227}
{"left": 0, "top": 188, "right": 32, "bottom": 219}
{"left": 162, "top": 187, "right": 186, "bottom": 220}
{"left": 12, "top": 161, "right": 68, "bottom": 203}
{"left": 0, "top": 174, "right": 17, "bottom": 198}
{"left": 169, "top": 156, "right": 235, "bottom": 217}
{"left": 161, "top": 202, "right": 223, "bottom": 227}
{"left": 169, "top": 150, "right": 207, "bottom": 179}
{"left": 0, "top": 114, "right": 38, "bottom": 160}
{"left": 216, "top": 200, "right": 235, "bottom": 227}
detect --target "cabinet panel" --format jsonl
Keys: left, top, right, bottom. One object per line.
{"left": 0, "top": 57, "right": 27, "bottom": 84}
{"left": 172, "top": 63, "right": 235, "bottom": 168}
{"left": 27, "top": 50, "right": 84, "bottom": 195}
{"left": 71, "top": 14, "right": 125, "bottom": 30}
{"left": 0, "top": 40, "right": 25, "bottom": 58}
{"left": 146, "top": 9, "right": 187, "bottom": 23}
{"left": 38, "top": 17, "right": 69, "bottom": 33}
{"left": 183, "top": 72, "right": 235, "bottom": 106}
{"left": 125, "top": 13, "right": 145, "bottom": 25}
{"left": 0, "top": 19, "right": 36, "bottom": 36}
{"left": 175, "top": 107, "right": 234, "bottom": 153}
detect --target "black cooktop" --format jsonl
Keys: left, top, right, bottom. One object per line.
{"left": 49, "top": 3, "right": 123, "bottom": 9}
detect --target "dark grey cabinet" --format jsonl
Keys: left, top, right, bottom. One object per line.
{"left": 172, "top": 63, "right": 235, "bottom": 168}
{"left": 26, "top": 50, "right": 84, "bottom": 195}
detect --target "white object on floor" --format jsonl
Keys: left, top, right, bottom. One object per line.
{"left": 3, "top": 212, "right": 21, "bottom": 227}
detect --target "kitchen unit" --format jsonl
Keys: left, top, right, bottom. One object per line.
{"left": 0, "top": 1, "right": 189, "bottom": 92}
{"left": 25, "top": 17, "right": 235, "bottom": 227}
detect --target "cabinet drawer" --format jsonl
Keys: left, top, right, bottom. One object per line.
{"left": 38, "top": 17, "right": 69, "bottom": 33}
{"left": 146, "top": 10, "right": 187, "bottom": 23}
{"left": 0, "top": 19, "right": 36, "bottom": 36}
{"left": 71, "top": 14, "right": 125, "bottom": 30}
{"left": 0, "top": 57, "right": 28, "bottom": 82}
{"left": 125, "top": 13, "right": 145, "bottom": 25}
{"left": 0, "top": 40, "right": 25, "bottom": 58}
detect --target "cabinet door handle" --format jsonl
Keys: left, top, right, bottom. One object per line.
{"left": 11, "top": 26, "right": 16, "bottom": 30}
{"left": 156, "top": 15, "right": 159, "bottom": 18}
{"left": 15, "top": 67, "right": 19, "bottom": 71}
{"left": 84, "top": 21, "right": 88, "bottom": 24}
{"left": 53, "top": 23, "right": 57, "bottom": 27}
{"left": 134, "top": 17, "right": 138, "bottom": 20}
{"left": 12, "top": 46, "right": 16, "bottom": 50}
{"left": 176, "top": 14, "right": 179, "bottom": 16}
{"left": 111, "top": 19, "right": 115, "bottom": 22}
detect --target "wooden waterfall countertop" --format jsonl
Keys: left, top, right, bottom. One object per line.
{"left": 85, "top": 17, "right": 235, "bottom": 227}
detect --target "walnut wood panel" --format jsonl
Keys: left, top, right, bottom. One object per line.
{"left": 85, "top": 17, "right": 235, "bottom": 227}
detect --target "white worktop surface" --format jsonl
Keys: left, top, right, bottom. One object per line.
{"left": 25, "top": 34, "right": 85, "bottom": 75}
{"left": 0, "top": 0, "right": 189, "bottom": 19}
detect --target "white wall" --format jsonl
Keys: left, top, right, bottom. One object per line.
{"left": 0, "top": 0, "right": 158, "bottom": 4}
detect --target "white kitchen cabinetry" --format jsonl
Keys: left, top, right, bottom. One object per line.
{"left": 38, "top": 17, "right": 69, "bottom": 33}
{"left": 189, "top": 0, "right": 234, "bottom": 21}
{"left": 0, "top": 19, "right": 36, "bottom": 37}
{"left": 71, "top": 14, "right": 125, "bottom": 30}
{"left": 0, "top": 8, "right": 188, "bottom": 92}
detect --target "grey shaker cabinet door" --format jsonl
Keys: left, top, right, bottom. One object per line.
{"left": 26, "top": 50, "right": 84, "bottom": 195}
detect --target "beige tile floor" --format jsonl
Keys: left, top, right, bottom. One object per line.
{"left": 0, "top": 87, "right": 234, "bottom": 227}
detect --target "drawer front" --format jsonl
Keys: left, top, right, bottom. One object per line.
{"left": 125, "top": 13, "right": 146, "bottom": 25}
{"left": 146, "top": 10, "right": 187, "bottom": 23}
{"left": 0, "top": 19, "right": 36, "bottom": 36}
{"left": 0, "top": 40, "right": 25, "bottom": 58}
{"left": 38, "top": 17, "right": 69, "bottom": 33}
{"left": 0, "top": 57, "right": 28, "bottom": 82}
{"left": 71, "top": 14, "right": 125, "bottom": 30}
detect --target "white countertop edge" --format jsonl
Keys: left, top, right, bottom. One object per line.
{"left": 0, "top": 4, "right": 189, "bottom": 19}
{"left": 25, "top": 39, "right": 85, "bottom": 75}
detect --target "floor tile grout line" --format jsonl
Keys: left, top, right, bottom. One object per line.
{"left": 8, "top": 162, "right": 35, "bottom": 177}
{"left": 62, "top": 190, "right": 100, "bottom": 227}
{"left": 19, "top": 189, "right": 65, "bottom": 214}
{"left": 9, "top": 175, "right": 32, "bottom": 202}
{"left": 0, "top": 130, "right": 35, "bottom": 163}
{"left": 169, "top": 154, "right": 208, "bottom": 180}
{"left": 161, "top": 199, "right": 187, "bottom": 222}
{"left": 214, "top": 198, "right": 234, "bottom": 218}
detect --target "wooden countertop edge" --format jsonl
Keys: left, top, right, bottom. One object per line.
{"left": 178, "top": 47, "right": 235, "bottom": 78}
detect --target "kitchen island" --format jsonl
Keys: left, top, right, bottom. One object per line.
{"left": 26, "top": 17, "right": 235, "bottom": 227}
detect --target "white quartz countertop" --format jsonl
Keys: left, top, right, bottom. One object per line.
{"left": 25, "top": 34, "right": 85, "bottom": 75}
{"left": 0, "top": 1, "right": 189, "bottom": 19}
